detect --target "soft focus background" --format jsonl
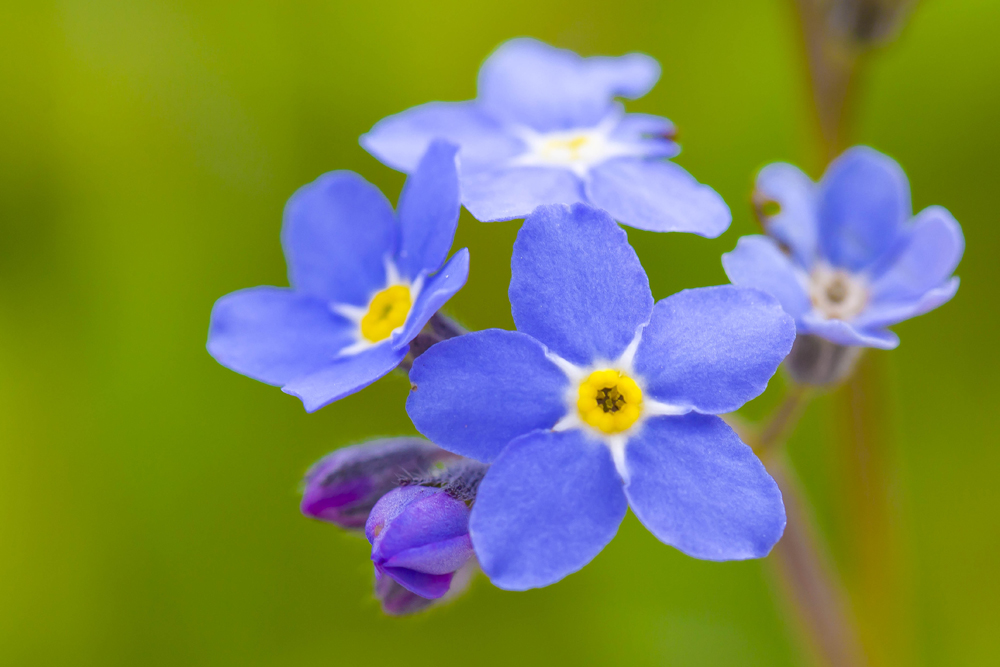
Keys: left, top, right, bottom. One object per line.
{"left": 1, "top": 1, "right": 998, "bottom": 665}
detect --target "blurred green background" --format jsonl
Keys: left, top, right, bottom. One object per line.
{"left": 1, "top": 0, "right": 998, "bottom": 665}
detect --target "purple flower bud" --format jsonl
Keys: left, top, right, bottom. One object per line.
{"left": 374, "top": 560, "right": 479, "bottom": 616}
{"left": 300, "top": 438, "right": 455, "bottom": 529}
{"left": 366, "top": 485, "right": 475, "bottom": 600}
{"left": 374, "top": 577, "right": 435, "bottom": 616}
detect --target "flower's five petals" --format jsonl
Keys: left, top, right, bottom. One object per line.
{"left": 726, "top": 146, "right": 960, "bottom": 351}
{"left": 470, "top": 429, "right": 628, "bottom": 590}
{"left": 363, "top": 38, "right": 725, "bottom": 236}
{"left": 625, "top": 414, "right": 786, "bottom": 560}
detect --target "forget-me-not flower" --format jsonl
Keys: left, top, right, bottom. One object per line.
{"left": 207, "top": 140, "right": 469, "bottom": 411}
{"left": 406, "top": 203, "right": 795, "bottom": 590}
{"left": 362, "top": 38, "right": 730, "bottom": 236}
{"left": 723, "top": 146, "right": 964, "bottom": 350}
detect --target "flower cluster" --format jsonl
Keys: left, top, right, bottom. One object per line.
{"left": 207, "top": 38, "right": 962, "bottom": 614}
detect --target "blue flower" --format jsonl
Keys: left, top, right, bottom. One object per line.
{"left": 406, "top": 203, "right": 795, "bottom": 591}
{"left": 722, "top": 146, "right": 964, "bottom": 349}
{"left": 361, "top": 38, "right": 730, "bottom": 236}
{"left": 207, "top": 140, "right": 470, "bottom": 411}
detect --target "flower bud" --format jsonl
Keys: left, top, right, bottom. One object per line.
{"left": 374, "top": 560, "right": 478, "bottom": 616}
{"left": 783, "top": 333, "right": 862, "bottom": 386}
{"left": 300, "top": 438, "right": 455, "bottom": 529}
{"left": 366, "top": 485, "right": 475, "bottom": 600}
{"left": 374, "top": 576, "right": 435, "bottom": 616}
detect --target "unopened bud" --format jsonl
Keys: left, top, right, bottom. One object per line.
{"left": 300, "top": 438, "right": 456, "bottom": 529}
{"left": 366, "top": 483, "right": 478, "bottom": 600}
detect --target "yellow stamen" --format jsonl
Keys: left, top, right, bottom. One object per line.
{"left": 543, "top": 135, "right": 589, "bottom": 161}
{"left": 360, "top": 285, "right": 412, "bottom": 342}
{"left": 577, "top": 369, "right": 643, "bottom": 434}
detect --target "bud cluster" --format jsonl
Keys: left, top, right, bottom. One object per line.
{"left": 301, "top": 437, "right": 487, "bottom": 615}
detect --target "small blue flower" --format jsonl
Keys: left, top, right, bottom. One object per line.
{"left": 207, "top": 140, "right": 470, "bottom": 411}
{"left": 406, "top": 203, "right": 795, "bottom": 591}
{"left": 366, "top": 485, "right": 476, "bottom": 600}
{"left": 361, "top": 38, "right": 730, "bottom": 236}
{"left": 723, "top": 146, "right": 964, "bottom": 349}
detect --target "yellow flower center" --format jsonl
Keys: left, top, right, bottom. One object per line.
{"left": 542, "top": 135, "right": 590, "bottom": 161}
{"left": 577, "top": 369, "right": 643, "bottom": 434}
{"left": 360, "top": 285, "right": 412, "bottom": 342}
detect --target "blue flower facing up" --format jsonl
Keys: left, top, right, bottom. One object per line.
{"left": 362, "top": 38, "right": 730, "bottom": 236}
{"left": 207, "top": 140, "right": 470, "bottom": 411}
{"left": 723, "top": 146, "right": 964, "bottom": 350}
{"left": 406, "top": 203, "right": 795, "bottom": 590}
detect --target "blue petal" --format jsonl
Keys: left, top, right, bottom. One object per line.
{"left": 799, "top": 314, "right": 899, "bottom": 350}
{"left": 207, "top": 286, "right": 354, "bottom": 385}
{"left": 854, "top": 277, "right": 959, "bottom": 330}
{"left": 461, "top": 166, "right": 584, "bottom": 223}
{"left": 396, "top": 140, "right": 461, "bottom": 279}
{"left": 392, "top": 249, "right": 470, "bottom": 348}
{"left": 361, "top": 101, "right": 522, "bottom": 174}
{"left": 282, "top": 342, "right": 408, "bottom": 412}
{"left": 818, "top": 146, "right": 910, "bottom": 271}
{"left": 607, "top": 110, "right": 680, "bottom": 160}
{"left": 610, "top": 112, "right": 677, "bottom": 143}
{"left": 406, "top": 330, "right": 568, "bottom": 463}
{"left": 722, "top": 235, "right": 812, "bottom": 318}
{"left": 754, "top": 162, "right": 818, "bottom": 266}
{"left": 510, "top": 203, "right": 653, "bottom": 366}
{"left": 477, "top": 38, "right": 659, "bottom": 131}
{"left": 586, "top": 158, "right": 731, "bottom": 236}
{"left": 469, "top": 429, "right": 627, "bottom": 590}
{"left": 624, "top": 414, "right": 785, "bottom": 560}
{"left": 867, "top": 206, "right": 964, "bottom": 302}
{"left": 634, "top": 286, "right": 795, "bottom": 413}
{"left": 282, "top": 171, "right": 397, "bottom": 305}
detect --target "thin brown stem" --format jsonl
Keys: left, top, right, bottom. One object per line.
{"left": 768, "top": 459, "right": 867, "bottom": 667}
{"left": 793, "top": 0, "right": 863, "bottom": 162}
{"left": 832, "top": 354, "right": 911, "bottom": 667}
